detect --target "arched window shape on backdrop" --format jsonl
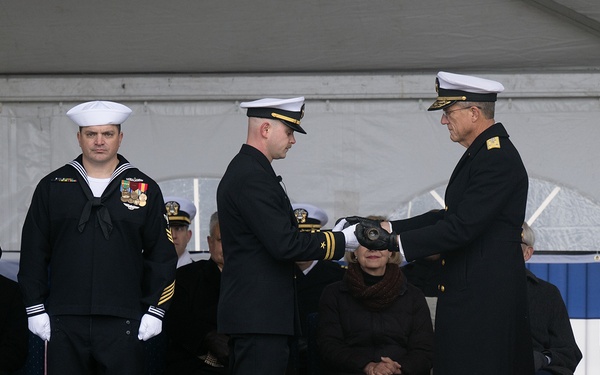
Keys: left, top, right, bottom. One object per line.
{"left": 389, "top": 177, "right": 600, "bottom": 253}
{"left": 388, "top": 177, "right": 600, "bottom": 322}
{"left": 158, "top": 177, "right": 219, "bottom": 253}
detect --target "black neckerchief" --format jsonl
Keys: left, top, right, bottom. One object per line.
{"left": 68, "top": 154, "right": 133, "bottom": 239}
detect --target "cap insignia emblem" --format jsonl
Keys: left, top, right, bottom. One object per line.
{"left": 294, "top": 208, "right": 308, "bottom": 224}
{"left": 165, "top": 201, "right": 180, "bottom": 216}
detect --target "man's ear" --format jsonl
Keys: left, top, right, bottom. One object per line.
{"left": 260, "top": 121, "right": 271, "bottom": 137}
{"left": 470, "top": 106, "right": 481, "bottom": 122}
{"left": 523, "top": 245, "right": 534, "bottom": 261}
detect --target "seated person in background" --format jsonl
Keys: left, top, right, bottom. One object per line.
{"left": 164, "top": 196, "right": 197, "bottom": 268}
{"left": 0, "top": 245, "right": 28, "bottom": 373}
{"left": 146, "top": 196, "right": 198, "bottom": 374}
{"left": 521, "top": 222, "right": 582, "bottom": 375}
{"left": 293, "top": 203, "right": 347, "bottom": 330}
{"left": 317, "top": 216, "right": 433, "bottom": 375}
{"left": 291, "top": 203, "right": 346, "bottom": 375}
{"left": 400, "top": 255, "right": 441, "bottom": 298}
{"left": 164, "top": 211, "right": 228, "bottom": 374}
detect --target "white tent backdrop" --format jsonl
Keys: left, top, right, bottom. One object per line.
{"left": 1, "top": 73, "right": 599, "bottom": 374}
{"left": 2, "top": 73, "right": 600, "bottom": 252}
{"left": 3, "top": 0, "right": 600, "bottom": 371}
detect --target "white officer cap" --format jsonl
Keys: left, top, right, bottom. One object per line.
{"left": 429, "top": 71, "right": 505, "bottom": 111}
{"left": 292, "top": 203, "right": 329, "bottom": 232}
{"left": 67, "top": 100, "right": 132, "bottom": 127}
{"left": 240, "top": 97, "right": 306, "bottom": 134}
{"left": 164, "top": 196, "right": 197, "bottom": 226}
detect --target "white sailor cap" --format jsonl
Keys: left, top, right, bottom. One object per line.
{"left": 67, "top": 100, "right": 132, "bottom": 127}
{"left": 292, "top": 203, "right": 328, "bottom": 232}
{"left": 428, "top": 71, "right": 505, "bottom": 111}
{"left": 240, "top": 97, "right": 306, "bottom": 134}
{"left": 164, "top": 196, "right": 197, "bottom": 226}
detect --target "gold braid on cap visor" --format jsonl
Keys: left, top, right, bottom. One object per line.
{"left": 437, "top": 96, "right": 467, "bottom": 101}
{"left": 168, "top": 215, "right": 191, "bottom": 225}
{"left": 271, "top": 112, "right": 301, "bottom": 125}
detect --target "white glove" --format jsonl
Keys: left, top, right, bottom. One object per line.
{"left": 28, "top": 313, "right": 51, "bottom": 341}
{"left": 341, "top": 224, "right": 360, "bottom": 252}
{"left": 333, "top": 218, "right": 360, "bottom": 252}
{"left": 332, "top": 218, "right": 348, "bottom": 232}
{"left": 138, "top": 314, "right": 162, "bottom": 341}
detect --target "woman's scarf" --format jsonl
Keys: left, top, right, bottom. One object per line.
{"left": 344, "top": 262, "right": 404, "bottom": 311}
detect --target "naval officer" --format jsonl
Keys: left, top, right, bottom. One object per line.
{"left": 347, "top": 72, "right": 534, "bottom": 374}
{"left": 217, "top": 97, "right": 358, "bottom": 374}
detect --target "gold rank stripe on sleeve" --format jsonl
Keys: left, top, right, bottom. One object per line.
{"left": 166, "top": 228, "right": 173, "bottom": 243}
{"left": 158, "top": 281, "right": 175, "bottom": 306}
{"left": 323, "top": 231, "right": 335, "bottom": 260}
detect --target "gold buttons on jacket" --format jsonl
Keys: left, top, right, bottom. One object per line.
{"left": 441, "top": 259, "right": 446, "bottom": 266}
{"left": 438, "top": 284, "right": 445, "bottom": 293}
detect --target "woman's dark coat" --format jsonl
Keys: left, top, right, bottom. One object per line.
{"left": 317, "top": 274, "right": 433, "bottom": 375}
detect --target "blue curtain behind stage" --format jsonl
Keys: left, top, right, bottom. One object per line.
{"left": 526, "top": 262, "right": 600, "bottom": 319}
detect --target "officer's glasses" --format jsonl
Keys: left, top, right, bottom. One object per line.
{"left": 442, "top": 106, "right": 481, "bottom": 118}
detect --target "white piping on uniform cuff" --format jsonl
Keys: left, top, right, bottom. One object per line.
{"left": 386, "top": 221, "right": 405, "bottom": 257}
{"left": 148, "top": 305, "right": 166, "bottom": 319}
{"left": 26, "top": 304, "right": 45, "bottom": 317}
{"left": 397, "top": 234, "right": 405, "bottom": 258}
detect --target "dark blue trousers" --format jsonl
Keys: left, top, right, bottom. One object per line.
{"left": 48, "top": 315, "right": 144, "bottom": 375}
{"left": 228, "top": 334, "right": 290, "bottom": 375}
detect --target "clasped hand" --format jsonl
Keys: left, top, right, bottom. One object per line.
{"left": 138, "top": 314, "right": 162, "bottom": 341}
{"left": 28, "top": 313, "right": 51, "bottom": 341}
{"left": 364, "top": 357, "right": 402, "bottom": 375}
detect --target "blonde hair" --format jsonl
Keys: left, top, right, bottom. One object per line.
{"left": 344, "top": 215, "right": 403, "bottom": 264}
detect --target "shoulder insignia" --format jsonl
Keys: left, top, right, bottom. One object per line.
{"left": 486, "top": 136, "right": 500, "bottom": 150}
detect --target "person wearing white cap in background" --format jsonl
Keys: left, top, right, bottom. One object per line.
{"left": 164, "top": 211, "right": 229, "bottom": 375}
{"left": 216, "top": 97, "right": 359, "bottom": 374}
{"left": 164, "top": 196, "right": 197, "bottom": 268}
{"left": 289, "top": 203, "right": 346, "bottom": 375}
{"left": 342, "top": 72, "right": 533, "bottom": 374}
{"left": 18, "top": 100, "right": 177, "bottom": 374}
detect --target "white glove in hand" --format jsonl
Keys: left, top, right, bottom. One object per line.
{"left": 28, "top": 313, "right": 51, "bottom": 341}
{"left": 341, "top": 223, "right": 359, "bottom": 252}
{"left": 332, "top": 218, "right": 348, "bottom": 232}
{"left": 138, "top": 314, "right": 162, "bottom": 341}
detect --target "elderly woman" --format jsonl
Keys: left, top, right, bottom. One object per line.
{"left": 317, "top": 218, "right": 433, "bottom": 375}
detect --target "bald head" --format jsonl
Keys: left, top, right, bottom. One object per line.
{"left": 246, "top": 117, "right": 296, "bottom": 162}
